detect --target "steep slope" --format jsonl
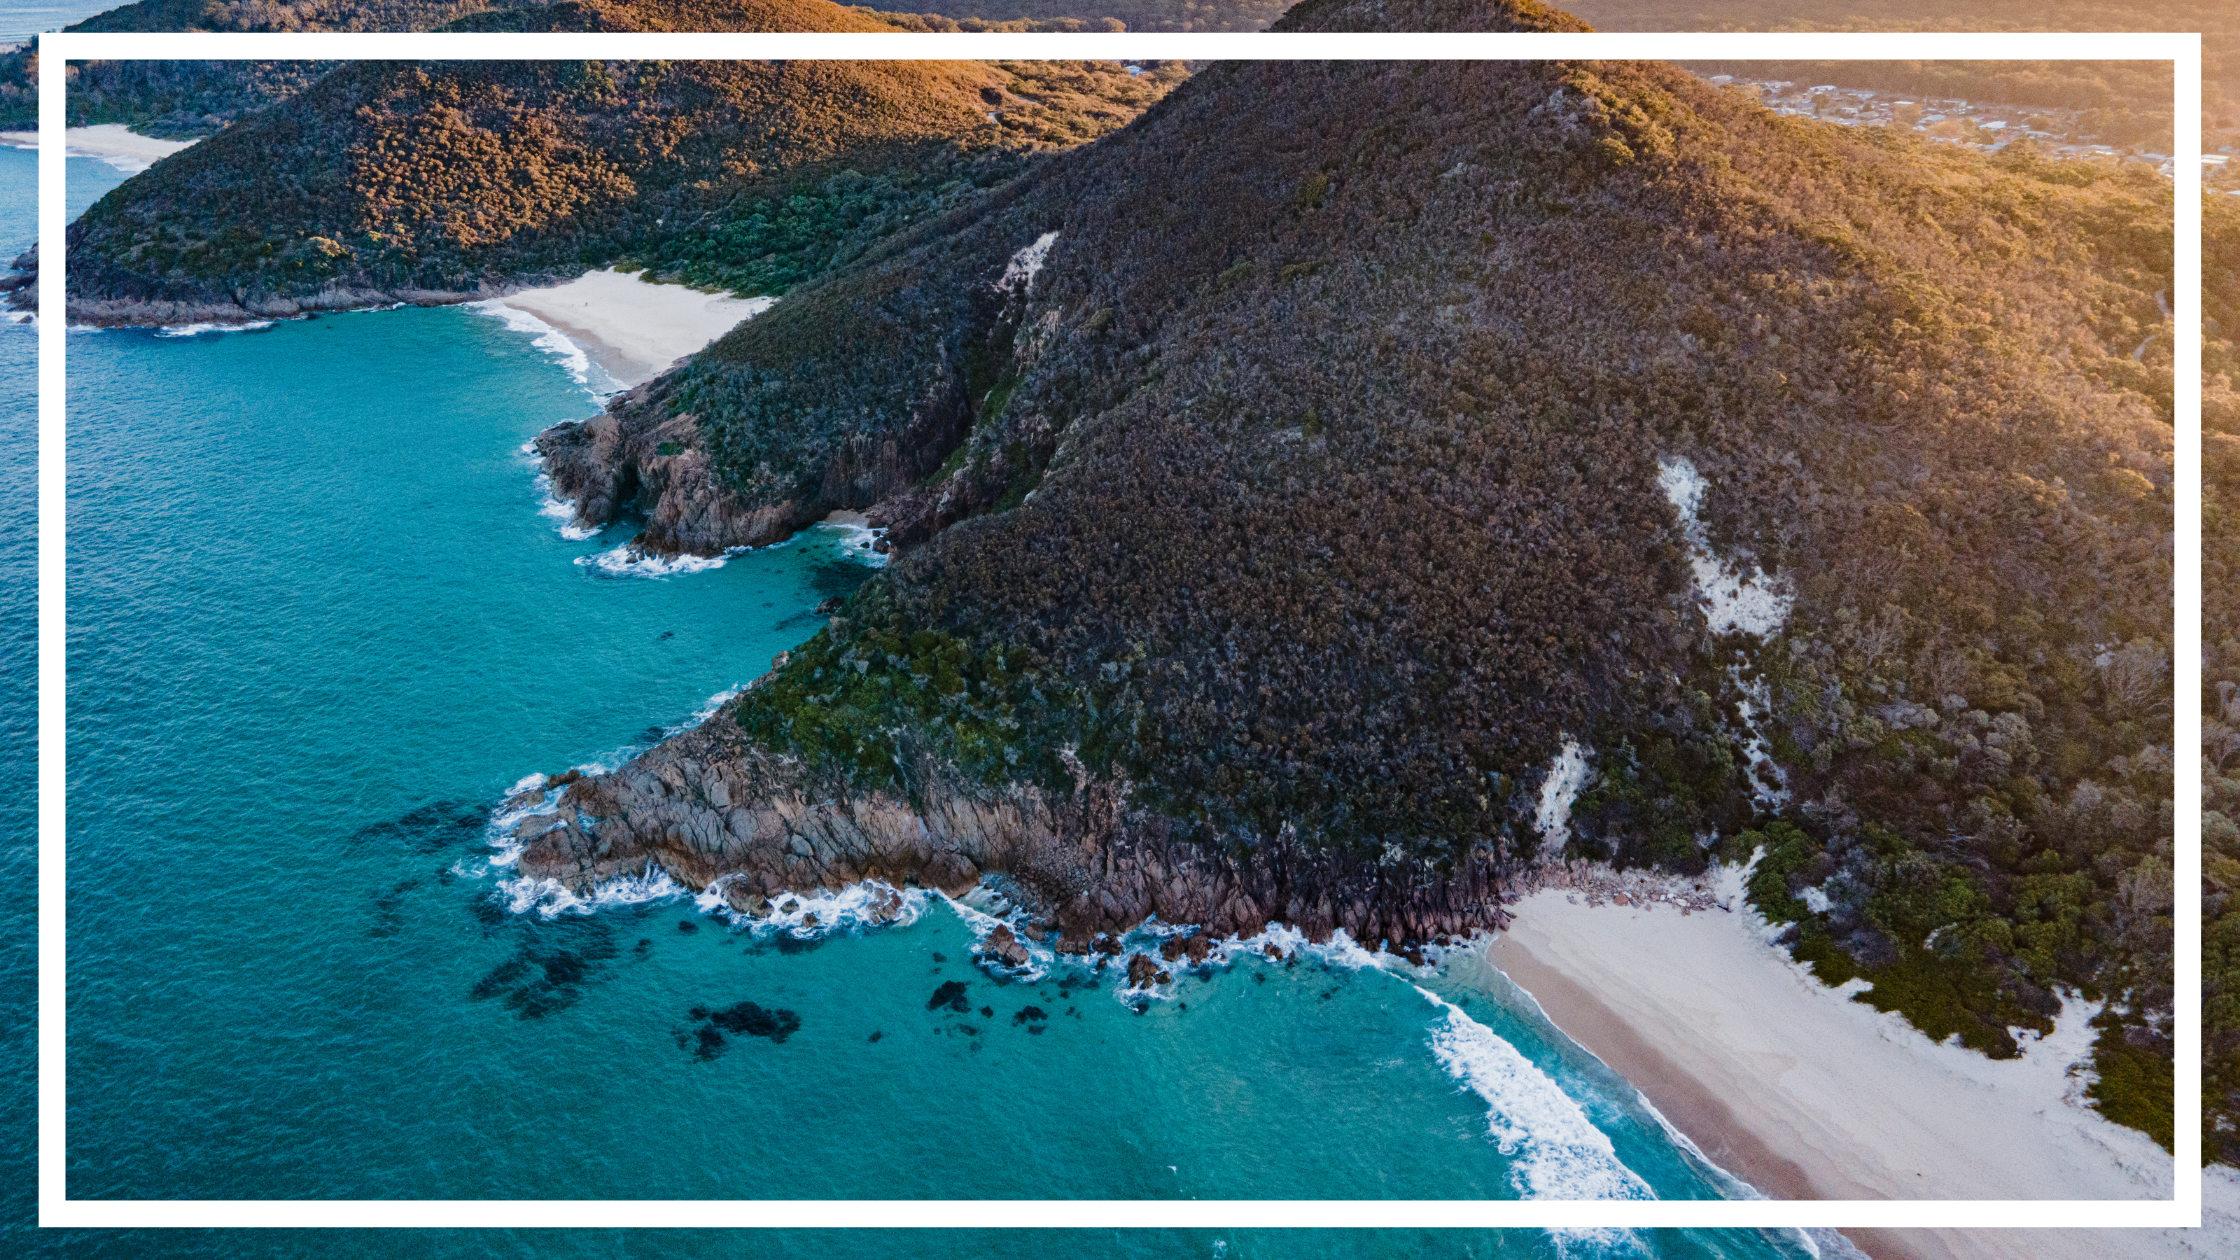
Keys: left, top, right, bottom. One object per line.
{"left": 514, "top": 0, "right": 2175, "bottom": 1145}
{"left": 42, "top": 0, "right": 1182, "bottom": 321}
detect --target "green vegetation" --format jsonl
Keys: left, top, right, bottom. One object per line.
{"left": 51, "top": 4, "right": 1184, "bottom": 312}
{"left": 731, "top": 588, "right": 1090, "bottom": 798}
{"left": 23, "top": 0, "right": 2224, "bottom": 1159}
{"left": 607, "top": 0, "right": 2191, "bottom": 1148}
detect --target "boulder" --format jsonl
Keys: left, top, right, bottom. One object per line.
{"left": 981, "top": 923, "right": 1032, "bottom": 968}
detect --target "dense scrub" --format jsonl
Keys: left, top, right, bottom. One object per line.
{"left": 48, "top": 0, "right": 1183, "bottom": 313}
{"left": 2205, "top": 190, "right": 2240, "bottom": 1165}
{"left": 0, "top": 0, "right": 1162, "bottom": 136}
{"left": 24, "top": 0, "right": 2208, "bottom": 1156}
{"left": 528, "top": 0, "right": 2183, "bottom": 1141}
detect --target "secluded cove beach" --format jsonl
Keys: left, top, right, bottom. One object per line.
{"left": 1, "top": 123, "right": 196, "bottom": 173}
{"left": 1472, "top": 863, "right": 2237, "bottom": 1259}
{"left": 490, "top": 267, "right": 775, "bottom": 387}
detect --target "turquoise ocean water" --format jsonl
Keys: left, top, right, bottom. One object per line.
{"left": 2, "top": 142, "right": 1830, "bottom": 1258}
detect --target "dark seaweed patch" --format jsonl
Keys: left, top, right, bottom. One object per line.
{"left": 808, "top": 558, "right": 874, "bottom": 601}
{"left": 927, "top": 980, "right": 970, "bottom": 1013}
{"left": 353, "top": 800, "right": 487, "bottom": 854}
{"left": 1012, "top": 1006, "right": 1047, "bottom": 1025}
{"left": 676, "top": 919, "right": 698, "bottom": 933}
{"left": 771, "top": 933, "right": 822, "bottom": 955}
{"left": 638, "top": 726, "right": 668, "bottom": 744}
{"left": 686, "top": 1000, "right": 802, "bottom": 1058}
{"left": 978, "top": 1005, "right": 994, "bottom": 1018}
{"left": 467, "top": 921, "right": 619, "bottom": 1019}
{"left": 868, "top": 1030, "right": 884, "bottom": 1042}
{"left": 368, "top": 876, "right": 420, "bottom": 938}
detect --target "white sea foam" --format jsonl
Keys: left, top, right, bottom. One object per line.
{"left": 934, "top": 888, "right": 1061, "bottom": 980}
{"left": 820, "top": 519, "right": 892, "bottom": 568}
{"left": 576, "top": 542, "right": 745, "bottom": 578}
{"left": 517, "top": 437, "right": 603, "bottom": 540}
{"left": 577, "top": 520, "right": 886, "bottom": 579}
{"left": 1534, "top": 739, "right": 1590, "bottom": 844}
{"left": 704, "top": 877, "right": 933, "bottom": 937}
{"left": 465, "top": 299, "right": 624, "bottom": 399}
{"left": 538, "top": 482, "right": 600, "bottom": 540}
{"left": 997, "top": 231, "right": 1059, "bottom": 292}
{"left": 501, "top": 862, "right": 692, "bottom": 918}
{"left": 1415, "top": 984, "right": 1658, "bottom": 1203}
{"left": 154, "top": 320, "right": 273, "bottom": 337}
{"left": 1656, "top": 456, "right": 1792, "bottom": 639}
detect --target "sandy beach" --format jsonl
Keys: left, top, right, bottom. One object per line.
{"left": 1, "top": 123, "right": 197, "bottom": 173}
{"left": 1470, "top": 865, "right": 2235, "bottom": 1259}
{"left": 490, "top": 268, "right": 774, "bottom": 387}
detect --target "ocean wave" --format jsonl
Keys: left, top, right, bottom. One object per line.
{"left": 1415, "top": 983, "right": 1658, "bottom": 1202}
{"left": 464, "top": 300, "right": 623, "bottom": 399}
{"left": 576, "top": 542, "right": 745, "bottom": 578}
{"left": 519, "top": 441, "right": 601, "bottom": 541}
{"left": 942, "top": 885, "right": 1061, "bottom": 981}
{"left": 818, "top": 519, "right": 891, "bottom": 569}
{"left": 501, "top": 862, "right": 692, "bottom": 918}
{"left": 154, "top": 320, "right": 274, "bottom": 337}
{"left": 703, "top": 877, "right": 933, "bottom": 938}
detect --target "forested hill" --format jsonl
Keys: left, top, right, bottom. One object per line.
{"left": 0, "top": 0, "right": 1149, "bottom": 137}
{"left": 39, "top": 0, "right": 1183, "bottom": 321}
{"left": 498, "top": 0, "right": 2193, "bottom": 1145}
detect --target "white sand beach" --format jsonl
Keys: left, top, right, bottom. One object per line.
{"left": 491, "top": 268, "right": 774, "bottom": 387}
{"left": 1, "top": 123, "right": 196, "bottom": 173}
{"left": 1472, "top": 864, "right": 2237, "bottom": 1260}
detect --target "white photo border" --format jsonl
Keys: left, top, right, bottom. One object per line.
{"left": 35, "top": 27, "right": 2206, "bottom": 1232}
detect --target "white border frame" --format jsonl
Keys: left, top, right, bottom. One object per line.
{"left": 35, "top": 28, "right": 2203, "bottom": 1232}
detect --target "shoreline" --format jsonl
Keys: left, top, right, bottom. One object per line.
{"left": 1466, "top": 863, "right": 2233, "bottom": 1260}
{"left": 2, "top": 123, "right": 197, "bottom": 173}
{"left": 488, "top": 268, "right": 774, "bottom": 388}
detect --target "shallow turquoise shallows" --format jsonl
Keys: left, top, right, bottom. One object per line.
{"left": 5, "top": 143, "right": 1819, "bottom": 1260}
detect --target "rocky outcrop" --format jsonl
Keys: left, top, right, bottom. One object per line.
{"left": 534, "top": 383, "right": 814, "bottom": 555}
{"left": 511, "top": 701, "right": 1515, "bottom": 953}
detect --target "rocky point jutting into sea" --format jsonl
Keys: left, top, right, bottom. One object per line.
{"left": 503, "top": 0, "right": 2183, "bottom": 1092}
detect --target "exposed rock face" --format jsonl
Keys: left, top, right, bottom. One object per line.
{"left": 512, "top": 701, "right": 1513, "bottom": 952}
{"left": 979, "top": 923, "right": 1031, "bottom": 968}
{"left": 533, "top": 380, "right": 814, "bottom": 554}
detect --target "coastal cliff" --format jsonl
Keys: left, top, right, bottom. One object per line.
{"left": 515, "top": 699, "right": 1509, "bottom": 951}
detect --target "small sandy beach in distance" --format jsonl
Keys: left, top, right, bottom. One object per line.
{"left": 1468, "top": 864, "right": 2236, "bottom": 1260}
{"left": 1, "top": 123, "right": 197, "bottom": 173}
{"left": 491, "top": 268, "right": 774, "bottom": 387}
